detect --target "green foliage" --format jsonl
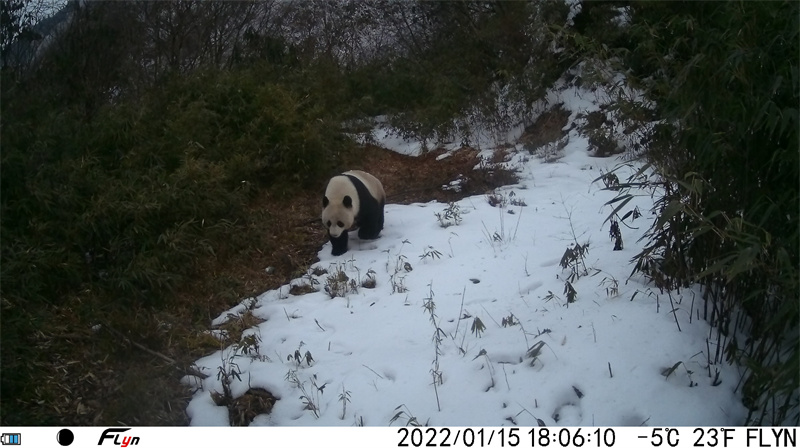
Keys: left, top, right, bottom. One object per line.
{"left": 1, "top": 66, "right": 350, "bottom": 306}
{"left": 611, "top": 1, "right": 799, "bottom": 425}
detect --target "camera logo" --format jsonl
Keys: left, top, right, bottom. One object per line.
{"left": 0, "top": 433, "right": 20, "bottom": 445}
{"left": 98, "top": 428, "right": 140, "bottom": 447}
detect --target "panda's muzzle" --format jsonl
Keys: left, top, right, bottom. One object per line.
{"left": 326, "top": 220, "right": 359, "bottom": 238}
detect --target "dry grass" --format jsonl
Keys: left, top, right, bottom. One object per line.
{"left": 1, "top": 144, "right": 517, "bottom": 426}
{"left": 216, "top": 311, "right": 266, "bottom": 346}
{"left": 228, "top": 388, "right": 278, "bottom": 426}
{"left": 520, "top": 105, "right": 570, "bottom": 150}
{"left": 289, "top": 283, "right": 318, "bottom": 296}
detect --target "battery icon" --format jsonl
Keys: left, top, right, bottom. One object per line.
{"left": 0, "top": 433, "right": 20, "bottom": 445}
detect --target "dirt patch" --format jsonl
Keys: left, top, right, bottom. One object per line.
{"left": 359, "top": 144, "right": 518, "bottom": 204}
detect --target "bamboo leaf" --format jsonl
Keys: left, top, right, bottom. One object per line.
{"left": 726, "top": 246, "right": 759, "bottom": 280}
{"left": 603, "top": 195, "right": 634, "bottom": 225}
{"left": 695, "top": 254, "right": 737, "bottom": 280}
{"left": 603, "top": 193, "right": 634, "bottom": 206}
{"left": 525, "top": 341, "right": 546, "bottom": 359}
{"left": 620, "top": 209, "right": 634, "bottom": 221}
{"left": 661, "top": 361, "right": 683, "bottom": 379}
{"left": 654, "top": 200, "right": 683, "bottom": 230}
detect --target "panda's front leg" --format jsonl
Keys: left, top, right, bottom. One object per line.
{"left": 330, "top": 230, "right": 349, "bottom": 256}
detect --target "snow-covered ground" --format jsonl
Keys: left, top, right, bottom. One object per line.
{"left": 183, "top": 79, "right": 748, "bottom": 427}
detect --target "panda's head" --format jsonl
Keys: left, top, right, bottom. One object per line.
{"left": 321, "top": 176, "right": 360, "bottom": 238}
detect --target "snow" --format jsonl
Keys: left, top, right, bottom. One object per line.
{"left": 184, "top": 79, "right": 748, "bottom": 427}
{"left": 565, "top": 0, "right": 583, "bottom": 27}
{"left": 366, "top": 119, "right": 427, "bottom": 156}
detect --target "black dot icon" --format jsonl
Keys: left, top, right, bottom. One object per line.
{"left": 57, "top": 429, "right": 74, "bottom": 446}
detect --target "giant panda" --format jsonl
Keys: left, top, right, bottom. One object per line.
{"left": 322, "top": 170, "right": 385, "bottom": 256}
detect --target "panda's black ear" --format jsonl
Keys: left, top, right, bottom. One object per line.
{"left": 343, "top": 196, "right": 353, "bottom": 208}
{"left": 323, "top": 196, "right": 329, "bottom": 207}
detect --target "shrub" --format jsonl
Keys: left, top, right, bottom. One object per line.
{"left": 612, "top": 1, "right": 799, "bottom": 425}
{"left": 1, "top": 67, "right": 351, "bottom": 305}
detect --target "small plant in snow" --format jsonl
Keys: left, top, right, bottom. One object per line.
{"left": 486, "top": 191, "right": 508, "bottom": 208}
{"left": 385, "top": 239, "right": 411, "bottom": 273}
{"left": 389, "top": 253, "right": 412, "bottom": 273}
{"left": 389, "top": 254, "right": 411, "bottom": 294}
{"left": 481, "top": 199, "right": 523, "bottom": 253}
{"left": 630, "top": 206, "right": 642, "bottom": 221}
{"left": 563, "top": 280, "right": 578, "bottom": 303}
{"left": 239, "top": 332, "right": 261, "bottom": 357}
{"left": 559, "top": 242, "right": 590, "bottom": 282}
{"left": 422, "top": 283, "right": 444, "bottom": 411}
{"left": 430, "top": 366, "right": 443, "bottom": 393}
{"left": 348, "top": 278, "right": 359, "bottom": 294}
{"left": 419, "top": 246, "right": 443, "bottom": 262}
{"left": 599, "top": 169, "right": 620, "bottom": 189}
{"left": 422, "top": 299, "right": 436, "bottom": 324}
{"left": 592, "top": 270, "right": 620, "bottom": 298}
{"left": 661, "top": 361, "right": 698, "bottom": 387}
{"left": 304, "top": 269, "right": 322, "bottom": 288}
{"left": 603, "top": 276, "right": 619, "bottom": 298}
{"left": 471, "top": 317, "right": 486, "bottom": 338}
{"left": 483, "top": 225, "right": 505, "bottom": 244}
{"left": 435, "top": 202, "right": 463, "bottom": 228}
{"left": 508, "top": 191, "right": 527, "bottom": 207}
{"left": 390, "top": 272, "right": 408, "bottom": 294}
{"left": 287, "top": 342, "right": 314, "bottom": 367}
{"left": 543, "top": 290, "right": 564, "bottom": 304}
{"left": 338, "top": 384, "right": 352, "bottom": 420}
{"left": 473, "top": 348, "right": 496, "bottom": 392}
{"left": 558, "top": 199, "right": 589, "bottom": 280}
{"left": 361, "top": 268, "right": 377, "bottom": 288}
{"left": 525, "top": 340, "right": 548, "bottom": 367}
{"left": 324, "top": 264, "right": 349, "bottom": 298}
{"left": 389, "top": 404, "right": 427, "bottom": 426}
{"left": 285, "top": 370, "right": 323, "bottom": 418}
{"left": 211, "top": 348, "right": 243, "bottom": 407}
{"left": 211, "top": 335, "right": 272, "bottom": 406}
{"left": 501, "top": 313, "right": 519, "bottom": 327}
{"left": 609, "top": 218, "right": 623, "bottom": 250}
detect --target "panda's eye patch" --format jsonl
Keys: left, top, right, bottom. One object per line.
{"left": 326, "top": 221, "right": 331, "bottom": 227}
{"left": 337, "top": 221, "right": 344, "bottom": 228}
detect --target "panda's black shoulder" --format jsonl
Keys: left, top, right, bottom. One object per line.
{"left": 343, "top": 174, "right": 372, "bottom": 200}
